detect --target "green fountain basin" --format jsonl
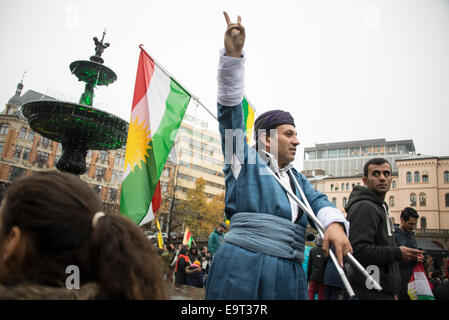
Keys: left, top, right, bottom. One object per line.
{"left": 70, "top": 60, "right": 117, "bottom": 86}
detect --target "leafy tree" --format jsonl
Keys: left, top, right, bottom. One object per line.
{"left": 174, "top": 178, "right": 225, "bottom": 240}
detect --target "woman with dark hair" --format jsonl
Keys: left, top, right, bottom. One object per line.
{"left": 175, "top": 246, "right": 190, "bottom": 285}
{"left": 0, "top": 170, "right": 165, "bottom": 299}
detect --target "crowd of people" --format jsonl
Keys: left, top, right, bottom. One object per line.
{"left": 155, "top": 221, "right": 228, "bottom": 290}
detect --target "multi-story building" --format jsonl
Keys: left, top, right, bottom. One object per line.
{"left": 171, "top": 114, "right": 225, "bottom": 201}
{"left": 303, "top": 138, "right": 416, "bottom": 176}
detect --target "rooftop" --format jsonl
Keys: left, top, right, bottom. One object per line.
{"left": 304, "top": 138, "right": 415, "bottom": 151}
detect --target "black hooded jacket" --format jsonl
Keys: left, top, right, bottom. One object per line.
{"left": 344, "top": 186, "right": 402, "bottom": 296}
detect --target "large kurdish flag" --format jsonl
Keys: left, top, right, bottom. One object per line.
{"left": 120, "top": 47, "right": 191, "bottom": 225}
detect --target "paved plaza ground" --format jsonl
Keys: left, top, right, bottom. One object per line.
{"left": 163, "top": 281, "right": 206, "bottom": 300}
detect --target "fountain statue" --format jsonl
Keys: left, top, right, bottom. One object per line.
{"left": 21, "top": 31, "right": 128, "bottom": 175}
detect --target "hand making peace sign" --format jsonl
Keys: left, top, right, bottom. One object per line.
{"left": 223, "top": 11, "right": 245, "bottom": 58}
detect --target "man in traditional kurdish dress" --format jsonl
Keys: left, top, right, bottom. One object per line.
{"left": 205, "top": 12, "right": 352, "bottom": 300}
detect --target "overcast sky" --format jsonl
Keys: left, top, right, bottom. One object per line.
{"left": 1, "top": 0, "right": 448, "bottom": 169}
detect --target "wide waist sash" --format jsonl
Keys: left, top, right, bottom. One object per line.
{"left": 224, "top": 212, "right": 306, "bottom": 263}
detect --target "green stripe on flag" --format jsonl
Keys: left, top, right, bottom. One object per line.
{"left": 152, "top": 79, "right": 191, "bottom": 177}
{"left": 120, "top": 140, "right": 159, "bottom": 225}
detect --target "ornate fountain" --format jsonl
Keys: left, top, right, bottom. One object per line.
{"left": 21, "top": 30, "right": 128, "bottom": 175}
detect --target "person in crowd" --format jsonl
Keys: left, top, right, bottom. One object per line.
{"left": 174, "top": 246, "right": 191, "bottom": 286}
{"left": 307, "top": 234, "right": 327, "bottom": 300}
{"left": 205, "top": 12, "right": 351, "bottom": 300}
{"left": 424, "top": 255, "right": 435, "bottom": 279}
{"left": 0, "top": 171, "right": 164, "bottom": 299}
{"left": 323, "top": 249, "right": 346, "bottom": 300}
{"left": 442, "top": 256, "right": 449, "bottom": 280}
{"left": 186, "top": 260, "right": 203, "bottom": 288}
{"left": 345, "top": 158, "right": 423, "bottom": 299}
{"left": 207, "top": 222, "right": 227, "bottom": 257}
{"left": 302, "top": 233, "right": 315, "bottom": 280}
{"left": 167, "top": 243, "right": 177, "bottom": 282}
{"left": 394, "top": 207, "right": 425, "bottom": 300}
{"left": 434, "top": 279, "right": 449, "bottom": 300}
{"left": 188, "top": 246, "right": 202, "bottom": 263}
{"left": 200, "top": 246, "right": 211, "bottom": 283}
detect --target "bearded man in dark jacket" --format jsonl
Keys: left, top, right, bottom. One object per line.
{"left": 345, "top": 158, "right": 423, "bottom": 300}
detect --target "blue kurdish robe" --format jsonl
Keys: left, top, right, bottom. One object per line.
{"left": 205, "top": 102, "right": 336, "bottom": 300}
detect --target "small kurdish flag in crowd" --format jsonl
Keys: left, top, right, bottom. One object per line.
{"left": 407, "top": 263, "right": 435, "bottom": 300}
{"left": 120, "top": 46, "right": 191, "bottom": 225}
{"left": 182, "top": 226, "right": 194, "bottom": 248}
{"left": 242, "top": 96, "right": 255, "bottom": 143}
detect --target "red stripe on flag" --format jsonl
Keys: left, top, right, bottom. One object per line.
{"left": 131, "top": 48, "right": 155, "bottom": 110}
{"left": 152, "top": 180, "right": 161, "bottom": 212}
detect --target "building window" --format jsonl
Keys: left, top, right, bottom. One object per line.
{"left": 341, "top": 183, "right": 345, "bottom": 191}
{"left": 27, "top": 130, "right": 34, "bottom": 142}
{"left": 414, "top": 171, "right": 420, "bottom": 183}
{"left": 18, "top": 128, "right": 27, "bottom": 139}
{"left": 111, "top": 170, "right": 117, "bottom": 182}
{"left": 0, "top": 142, "right": 5, "bottom": 157}
{"left": 392, "top": 180, "right": 397, "bottom": 189}
{"left": 419, "top": 193, "right": 426, "bottom": 207}
{"left": 389, "top": 196, "right": 395, "bottom": 207}
{"left": 305, "top": 151, "right": 316, "bottom": 160}
{"left": 114, "top": 154, "right": 121, "bottom": 165}
{"left": 343, "top": 197, "right": 348, "bottom": 207}
{"left": 350, "top": 147, "right": 360, "bottom": 157}
{"left": 317, "top": 150, "right": 327, "bottom": 159}
{"left": 339, "top": 148, "right": 349, "bottom": 157}
{"left": 35, "top": 151, "right": 49, "bottom": 168}
{"left": 331, "top": 198, "right": 337, "bottom": 206}
{"left": 444, "top": 171, "right": 449, "bottom": 183}
{"left": 41, "top": 137, "right": 50, "bottom": 148}
{"left": 0, "top": 124, "right": 9, "bottom": 135}
{"left": 346, "top": 183, "right": 349, "bottom": 190}
{"left": 22, "top": 148, "right": 31, "bottom": 161}
{"left": 108, "top": 189, "right": 117, "bottom": 202}
{"left": 422, "top": 174, "right": 428, "bottom": 183}
{"left": 99, "top": 151, "right": 108, "bottom": 164}
{"left": 95, "top": 166, "right": 106, "bottom": 181}
{"left": 8, "top": 166, "right": 26, "bottom": 182}
{"left": 445, "top": 193, "right": 449, "bottom": 207}
{"left": 330, "top": 184, "right": 334, "bottom": 191}
{"left": 328, "top": 149, "right": 338, "bottom": 158}
{"left": 410, "top": 193, "right": 417, "bottom": 207}
{"left": 406, "top": 172, "right": 412, "bottom": 183}
{"left": 13, "top": 146, "right": 23, "bottom": 159}
{"left": 420, "top": 217, "right": 427, "bottom": 229}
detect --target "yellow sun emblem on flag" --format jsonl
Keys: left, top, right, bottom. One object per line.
{"left": 125, "top": 117, "right": 152, "bottom": 172}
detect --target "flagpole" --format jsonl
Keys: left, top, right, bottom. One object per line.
{"left": 139, "top": 45, "right": 218, "bottom": 121}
